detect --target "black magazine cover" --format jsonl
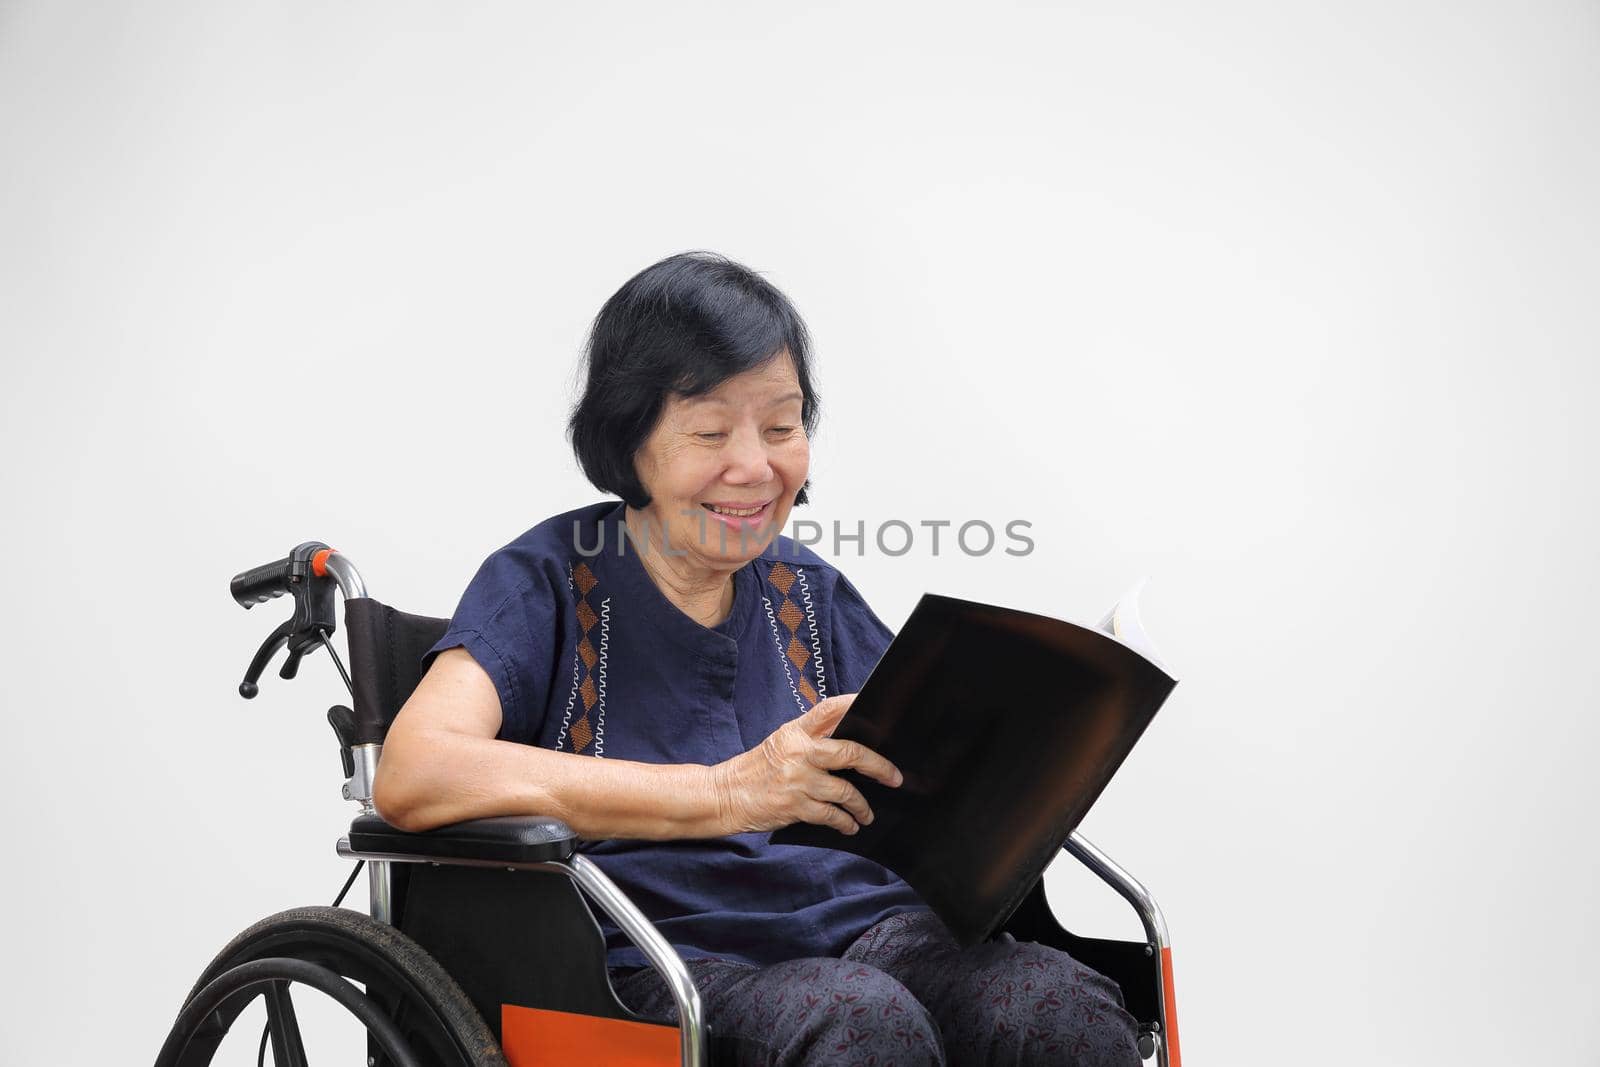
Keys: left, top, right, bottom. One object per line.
{"left": 772, "top": 585, "right": 1179, "bottom": 945}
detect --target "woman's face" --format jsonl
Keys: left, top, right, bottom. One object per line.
{"left": 632, "top": 353, "right": 810, "bottom": 573}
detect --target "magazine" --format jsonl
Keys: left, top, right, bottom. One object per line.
{"left": 771, "top": 582, "right": 1178, "bottom": 945}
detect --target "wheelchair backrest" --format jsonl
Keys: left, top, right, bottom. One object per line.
{"left": 343, "top": 597, "right": 449, "bottom": 746}
{"left": 340, "top": 599, "right": 664, "bottom": 1052}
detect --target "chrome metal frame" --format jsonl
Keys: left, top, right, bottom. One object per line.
{"left": 337, "top": 838, "right": 708, "bottom": 1067}
{"left": 1065, "top": 831, "right": 1175, "bottom": 1067}
{"left": 343, "top": 741, "right": 391, "bottom": 923}
{"left": 321, "top": 553, "right": 396, "bottom": 925}
{"left": 321, "top": 552, "right": 368, "bottom": 601}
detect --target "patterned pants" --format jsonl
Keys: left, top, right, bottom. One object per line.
{"left": 609, "top": 909, "right": 1142, "bottom": 1066}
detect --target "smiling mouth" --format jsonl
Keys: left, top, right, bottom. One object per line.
{"left": 701, "top": 501, "right": 770, "bottom": 517}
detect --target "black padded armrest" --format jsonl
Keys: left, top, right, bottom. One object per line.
{"left": 348, "top": 813, "right": 578, "bottom": 864}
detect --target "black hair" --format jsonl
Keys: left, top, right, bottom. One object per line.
{"left": 567, "top": 251, "right": 819, "bottom": 509}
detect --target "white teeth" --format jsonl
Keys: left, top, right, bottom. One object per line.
{"left": 706, "top": 503, "right": 764, "bottom": 517}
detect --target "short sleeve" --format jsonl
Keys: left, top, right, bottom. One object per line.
{"left": 826, "top": 569, "right": 897, "bottom": 695}
{"left": 424, "top": 547, "right": 562, "bottom": 746}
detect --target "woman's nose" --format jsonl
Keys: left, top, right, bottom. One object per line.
{"left": 723, "top": 425, "right": 774, "bottom": 484}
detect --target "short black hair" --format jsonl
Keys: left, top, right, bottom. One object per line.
{"left": 567, "top": 251, "right": 820, "bottom": 509}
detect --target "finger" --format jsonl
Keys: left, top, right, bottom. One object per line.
{"left": 807, "top": 774, "right": 873, "bottom": 826}
{"left": 799, "top": 694, "right": 856, "bottom": 738}
{"left": 814, "top": 738, "right": 903, "bottom": 788}
{"left": 801, "top": 799, "right": 859, "bottom": 836}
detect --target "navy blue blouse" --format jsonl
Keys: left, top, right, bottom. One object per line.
{"left": 425, "top": 499, "right": 928, "bottom": 968}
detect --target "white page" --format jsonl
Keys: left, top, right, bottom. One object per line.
{"left": 1097, "top": 577, "right": 1175, "bottom": 678}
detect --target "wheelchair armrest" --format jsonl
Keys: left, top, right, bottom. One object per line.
{"left": 347, "top": 812, "right": 579, "bottom": 864}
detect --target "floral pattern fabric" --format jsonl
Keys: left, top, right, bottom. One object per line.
{"left": 610, "top": 909, "right": 1142, "bottom": 1066}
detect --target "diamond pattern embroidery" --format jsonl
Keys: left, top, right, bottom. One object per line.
{"left": 566, "top": 561, "right": 603, "bottom": 754}
{"left": 767, "top": 562, "right": 821, "bottom": 707}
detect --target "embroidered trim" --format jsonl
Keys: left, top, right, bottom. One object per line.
{"left": 555, "top": 563, "right": 580, "bottom": 752}
{"left": 794, "top": 566, "right": 827, "bottom": 700}
{"left": 561, "top": 559, "right": 605, "bottom": 755}
{"left": 763, "top": 594, "right": 810, "bottom": 713}
{"left": 762, "top": 561, "right": 824, "bottom": 709}
{"left": 593, "top": 596, "right": 610, "bottom": 757}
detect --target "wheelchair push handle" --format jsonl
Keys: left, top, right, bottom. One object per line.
{"left": 229, "top": 556, "right": 295, "bottom": 608}
{"left": 231, "top": 542, "right": 367, "bottom": 699}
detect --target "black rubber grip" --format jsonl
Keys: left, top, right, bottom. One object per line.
{"left": 230, "top": 557, "right": 292, "bottom": 609}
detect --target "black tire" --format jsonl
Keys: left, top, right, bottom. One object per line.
{"left": 163, "top": 905, "right": 506, "bottom": 1067}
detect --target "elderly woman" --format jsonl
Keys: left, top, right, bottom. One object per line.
{"left": 373, "top": 252, "right": 1140, "bottom": 1066}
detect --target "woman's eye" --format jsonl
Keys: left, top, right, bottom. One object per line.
{"left": 767, "top": 426, "right": 796, "bottom": 436}
{"left": 696, "top": 432, "right": 727, "bottom": 441}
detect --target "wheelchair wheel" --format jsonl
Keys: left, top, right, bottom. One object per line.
{"left": 156, "top": 905, "right": 506, "bottom": 1067}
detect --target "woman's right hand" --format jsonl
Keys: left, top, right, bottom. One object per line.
{"left": 709, "top": 694, "right": 904, "bottom": 836}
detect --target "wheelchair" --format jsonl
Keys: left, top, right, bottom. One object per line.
{"left": 155, "top": 542, "right": 1183, "bottom": 1066}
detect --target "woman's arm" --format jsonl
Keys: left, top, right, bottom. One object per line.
{"left": 372, "top": 648, "right": 901, "bottom": 839}
{"left": 373, "top": 648, "right": 722, "bottom": 838}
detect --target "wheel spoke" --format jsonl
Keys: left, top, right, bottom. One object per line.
{"left": 264, "top": 980, "right": 309, "bottom": 1067}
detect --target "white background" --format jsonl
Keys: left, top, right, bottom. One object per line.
{"left": 3, "top": 2, "right": 1597, "bottom": 1064}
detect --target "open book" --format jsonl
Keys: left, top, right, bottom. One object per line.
{"left": 771, "top": 582, "right": 1178, "bottom": 946}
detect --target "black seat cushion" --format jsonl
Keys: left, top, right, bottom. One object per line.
{"left": 349, "top": 813, "right": 578, "bottom": 864}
